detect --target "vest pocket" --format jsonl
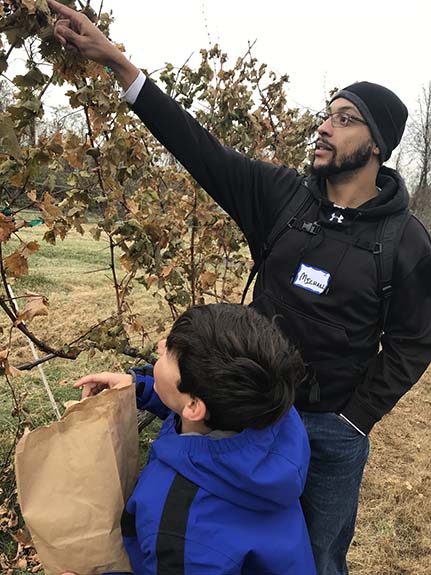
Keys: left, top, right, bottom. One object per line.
{"left": 251, "top": 289, "right": 350, "bottom": 363}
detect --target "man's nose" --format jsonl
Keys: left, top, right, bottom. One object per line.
{"left": 317, "top": 117, "right": 333, "bottom": 137}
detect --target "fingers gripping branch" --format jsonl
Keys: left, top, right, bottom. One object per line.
{"left": 47, "top": 0, "right": 140, "bottom": 89}
{"left": 48, "top": 0, "right": 113, "bottom": 63}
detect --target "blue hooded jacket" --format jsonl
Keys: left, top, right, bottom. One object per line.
{"left": 118, "top": 366, "right": 316, "bottom": 575}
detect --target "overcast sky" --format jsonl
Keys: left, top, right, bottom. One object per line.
{"left": 101, "top": 0, "right": 430, "bottom": 115}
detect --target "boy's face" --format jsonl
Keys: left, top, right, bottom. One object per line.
{"left": 153, "top": 339, "right": 189, "bottom": 414}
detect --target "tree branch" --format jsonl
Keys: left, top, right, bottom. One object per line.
{"left": 109, "top": 235, "right": 122, "bottom": 316}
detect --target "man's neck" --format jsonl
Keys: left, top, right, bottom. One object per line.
{"left": 325, "top": 166, "right": 379, "bottom": 208}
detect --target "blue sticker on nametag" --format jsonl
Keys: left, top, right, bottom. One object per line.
{"left": 293, "top": 263, "right": 331, "bottom": 295}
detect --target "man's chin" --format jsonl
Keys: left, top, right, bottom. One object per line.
{"left": 311, "top": 160, "right": 332, "bottom": 176}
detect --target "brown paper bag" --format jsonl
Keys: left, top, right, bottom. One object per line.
{"left": 15, "top": 382, "right": 139, "bottom": 575}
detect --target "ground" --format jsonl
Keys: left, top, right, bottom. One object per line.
{"left": 349, "top": 371, "right": 430, "bottom": 575}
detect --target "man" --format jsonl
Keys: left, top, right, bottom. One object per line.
{"left": 47, "top": 2, "right": 431, "bottom": 574}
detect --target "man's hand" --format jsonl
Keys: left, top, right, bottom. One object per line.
{"left": 48, "top": 0, "right": 118, "bottom": 65}
{"left": 74, "top": 372, "right": 133, "bottom": 399}
{"left": 47, "top": 0, "right": 139, "bottom": 90}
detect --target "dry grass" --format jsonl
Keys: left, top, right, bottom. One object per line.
{"left": 2, "top": 226, "right": 172, "bottom": 366}
{"left": 348, "top": 370, "right": 431, "bottom": 575}
{"left": 1, "top": 226, "right": 430, "bottom": 574}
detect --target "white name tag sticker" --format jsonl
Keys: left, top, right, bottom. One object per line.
{"left": 293, "top": 263, "right": 331, "bottom": 295}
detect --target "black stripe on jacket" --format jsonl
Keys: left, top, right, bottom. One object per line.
{"left": 156, "top": 473, "right": 199, "bottom": 575}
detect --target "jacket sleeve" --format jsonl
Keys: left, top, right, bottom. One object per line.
{"left": 130, "top": 78, "right": 301, "bottom": 259}
{"left": 130, "top": 365, "right": 171, "bottom": 420}
{"left": 342, "top": 251, "right": 431, "bottom": 434}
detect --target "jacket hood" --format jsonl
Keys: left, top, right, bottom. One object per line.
{"left": 150, "top": 407, "right": 310, "bottom": 512}
{"left": 308, "top": 166, "right": 409, "bottom": 220}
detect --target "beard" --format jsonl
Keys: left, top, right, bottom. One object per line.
{"left": 311, "top": 141, "right": 373, "bottom": 178}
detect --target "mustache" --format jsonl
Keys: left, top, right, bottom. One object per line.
{"left": 313, "top": 138, "right": 335, "bottom": 152}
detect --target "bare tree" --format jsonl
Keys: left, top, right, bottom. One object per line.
{"left": 0, "top": 78, "right": 15, "bottom": 111}
{"left": 408, "top": 82, "right": 431, "bottom": 229}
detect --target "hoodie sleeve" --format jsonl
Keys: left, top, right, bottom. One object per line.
{"left": 130, "top": 365, "right": 171, "bottom": 420}
{"left": 341, "top": 246, "right": 431, "bottom": 435}
{"left": 130, "top": 78, "right": 301, "bottom": 259}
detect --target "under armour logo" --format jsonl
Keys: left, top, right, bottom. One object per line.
{"left": 329, "top": 212, "right": 344, "bottom": 224}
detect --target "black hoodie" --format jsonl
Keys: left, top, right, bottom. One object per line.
{"left": 132, "top": 79, "right": 431, "bottom": 434}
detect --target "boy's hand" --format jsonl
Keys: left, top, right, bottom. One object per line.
{"left": 74, "top": 372, "right": 133, "bottom": 399}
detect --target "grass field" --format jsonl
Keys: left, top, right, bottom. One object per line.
{"left": 0, "top": 226, "right": 430, "bottom": 574}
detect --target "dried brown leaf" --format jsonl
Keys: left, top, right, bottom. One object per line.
{"left": 21, "top": 0, "right": 36, "bottom": 14}
{"left": 3, "top": 251, "right": 27, "bottom": 277}
{"left": 120, "top": 252, "right": 134, "bottom": 272}
{"left": 161, "top": 265, "right": 173, "bottom": 278}
{"left": 15, "top": 292, "right": 49, "bottom": 325}
{"left": 201, "top": 270, "right": 217, "bottom": 290}
{"left": 12, "top": 528, "right": 32, "bottom": 547}
{"left": 0, "top": 214, "right": 16, "bottom": 243}
{"left": 27, "top": 190, "right": 37, "bottom": 203}
{"left": 40, "top": 192, "right": 62, "bottom": 222}
{"left": 13, "top": 557, "right": 27, "bottom": 570}
{"left": 3, "top": 241, "right": 40, "bottom": 278}
{"left": 0, "top": 349, "right": 22, "bottom": 378}
{"left": 147, "top": 275, "right": 158, "bottom": 288}
{"left": 0, "top": 113, "right": 21, "bottom": 160}
{"left": 19, "top": 240, "right": 39, "bottom": 257}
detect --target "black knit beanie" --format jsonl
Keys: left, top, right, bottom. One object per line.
{"left": 330, "top": 81, "right": 408, "bottom": 162}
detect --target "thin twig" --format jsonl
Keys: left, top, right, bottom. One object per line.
{"left": 82, "top": 266, "right": 111, "bottom": 274}
{"left": 189, "top": 188, "right": 199, "bottom": 306}
{"left": 0, "top": 243, "right": 18, "bottom": 315}
{"left": 4, "top": 373, "right": 22, "bottom": 425}
{"left": 4, "top": 175, "right": 30, "bottom": 211}
{"left": 109, "top": 235, "right": 122, "bottom": 316}
{"left": 4, "top": 42, "right": 17, "bottom": 62}
{"left": 0, "top": 294, "right": 32, "bottom": 303}
{"left": 172, "top": 52, "right": 194, "bottom": 100}
{"left": 0, "top": 295, "right": 78, "bottom": 359}
{"left": 237, "top": 39, "right": 258, "bottom": 67}
{"left": 119, "top": 271, "right": 136, "bottom": 310}
{"left": 7, "top": 283, "right": 61, "bottom": 420}
{"left": 247, "top": 40, "right": 279, "bottom": 151}
{"left": 67, "top": 316, "right": 114, "bottom": 346}
{"left": 38, "top": 71, "right": 55, "bottom": 101}
{"left": 76, "top": 80, "right": 106, "bottom": 193}
{"left": 12, "top": 353, "right": 57, "bottom": 372}
{"left": 97, "top": 0, "right": 104, "bottom": 21}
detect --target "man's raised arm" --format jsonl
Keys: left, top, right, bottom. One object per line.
{"left": 47, "top": 0, "right": 300, "bottom": 253}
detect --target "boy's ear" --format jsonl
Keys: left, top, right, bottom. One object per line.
{"left": 182, "top": 397, "right": 207, "bottom": 422}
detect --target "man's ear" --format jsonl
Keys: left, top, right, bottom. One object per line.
{"left": 182, "top": 397, "right": 207, "bottom": 422}
{"left": 373, "top": 143, "right": 380, "bottom": 157}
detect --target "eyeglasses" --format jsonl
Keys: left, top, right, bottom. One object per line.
{"left": 316, "top": 111, "right": 367, "bottom": 128}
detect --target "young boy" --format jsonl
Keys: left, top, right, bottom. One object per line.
{"left": 75, "top": 304, "right": 316, "bottom": 575}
